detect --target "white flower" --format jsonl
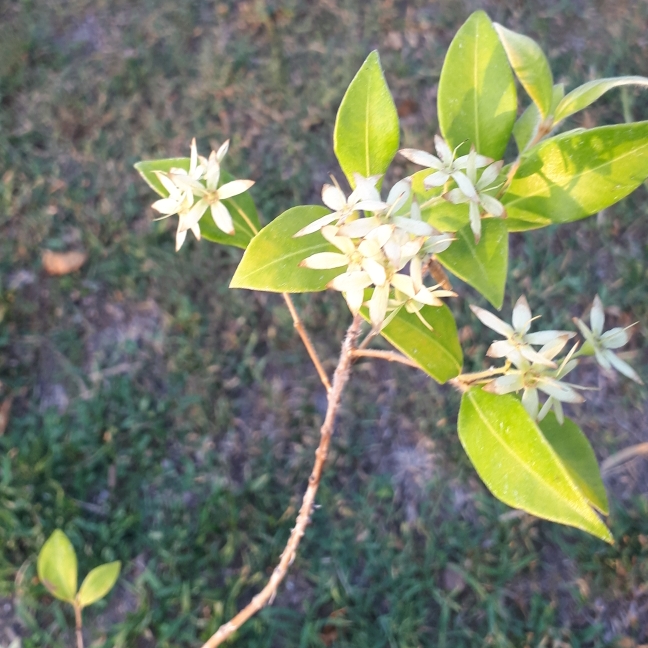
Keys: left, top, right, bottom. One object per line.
{"left": 150, "top": 171, "right": 198, "bottom": 252}
{"left": 485, "top": 336, "right": 584, "bottom": 420}
{"left": 399, "top": 135, "right": 492, "bottom": 189}
{"left": 293, "top": 174, "right": 382, "bottom": 237}
{"left": 166, "top": 139, "right": 254, "bottom": 236}
{"left": 471, "top": 296, "right": 575, "bottom": 367}
{"left": 301, "top": 225, "right": 391, "bottom": 322}
{"left": 574, "top": 295, "right": 642, "bottom": 384}
{"left": 443, "top": 149, "right": 505, "bottom": 243}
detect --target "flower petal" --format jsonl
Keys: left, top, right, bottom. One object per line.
{"left": 479, "top": 194, "right": 505, "bottom": 218}
{"left": 321, "top": 184, "right": 347, "bottom": 212}
{"left": 338, "top": 216, "right": 381, "bottom": 238}
{"left": 300, "top": 252, "right": 348, "bottom": 269}
{"left": 423, "top": 171, "right": 450, "bottom": 188}
{"left": 293, "top": 213, "right": 340, "bottom": 237}
{"left": 476, "top": 160, "right": 503, "bottom": 189}
{"left": 369, "top": 284, "right": 390, "bottom": 329}
{"left": 470, "top": 305, "right": 514, "bottom": 337}
{"left": 175, "top": 227, "right": 188, "bottom": 252}
{"left": 216, "top": 139, "right": 230, "bottom": 163}
{"left": 600, "top": 326, "right": 630, "bottom": 349}
{"left": 390, "top": 273, "right": 415, "bottom": 297}
{"left": 512, "top": 295, "right": 532, "bottom": 334}
{"left": 217, "top": 179, "right": 255, "bottom": 200}
{"left": 525, "top": 330, "right": 575, "bottom": 345}
{"left": 484, "top": 373, "right": 524, "bottom": 395}
{"left": 399, "top": 148, "right": 442, "bottom": 169}
{"left": 434, "top": 135, "right": 454, "bottom": 167}
{"left": 362, "top": 258, "right": 387, "bottom": 286}
{"left": 329, "top": 271, "right": 372, "bottom": 292}
{"left": 606, "top": 350, "right": 643, "bottom": 384}
{"left": 522, "top": 387, "right": 539, "bottom": 420}
{"left": 590, "top": 295, "right": 605, "bottom": 336}
{"left": 452, "top": 171, "right": 478, "bottom": 199}
{"left": 211, "top": 201, "right": 235, "bottom": 235}
{"left": 537, "top": 378, "right": 584, "bottom": 403}
{"left": 486, "top": 339, "right": 516, "bottom": 359}
{"left": 393, "top": 216, "right": 433, "bottom": 236}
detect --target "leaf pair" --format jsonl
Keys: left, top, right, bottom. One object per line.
{"left": 37, "top": 530, "right": 121, "bottom": 608}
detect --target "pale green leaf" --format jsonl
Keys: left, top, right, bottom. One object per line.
{"left": 436, "top": 219, "right": 508, "bottom": 309}
{"left": 230, "top": 206, "right": 342, "bottom": 292}
{"left": 364, "top": 304, "right": 462, "bottom": 383}
{"left": 333, "top": 50, "right": 399, "bottom": 188}
{"left": 78, "top": 562, "right": 121, "bottom": 608}
{"left": 37, "top": 530, "right": 78, "bottom": 603}
{"left": 134, "top": 158, "right": 260, "bottom": 249}
{"left": 503, "top": 122, "right": 648, "bottom": 231}
{"left": 554, "top": 76, "right": 648, "bottom": 124}
{"left": 494, "top": 23, "right": 553, "bottom": 118}
{"left": 437, "top": 11, "right": 517, "bottom": 159}
{"left": 539, "top": 413, "right": 609, "bottom": 515}
{"left": 458, "top": 389, "right": 612, "bottom": 542}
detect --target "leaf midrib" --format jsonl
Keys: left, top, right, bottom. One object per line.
{"left": 468, "top": 393, "right": 598, "bottom": 523}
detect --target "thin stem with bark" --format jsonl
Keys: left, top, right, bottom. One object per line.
{"left": 74, "top": 603, "right": 84, "bottom": 648}
{"left": 282, "top": 293, "right": 332, "bottom": 393}
{"left": 201, "top": 315, "right": 362, "bottom": 648}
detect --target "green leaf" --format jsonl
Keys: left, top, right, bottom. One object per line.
{"left": 333, "top": 50, "right": 399, "bottom": 188}
{"left": 365, "top": 304, "right": 462, "bottom": 383}
{"left": 134, "top": 158, "right": 260, "bottom": 249}
{"left": 539, "top": 413, "right": 609, "bottom": 515}
{"left": 458, "top": 389, "right": 612, "bottom": 542}
{"left": 37, "top": 530, "right": 78, "bottom": 603}
{"left": 554, "top": 76, "right": 648, "bottom": 124}
{"left": 494, "top": 24, "right": 553, "bottom": 118}
{"left": 78, "top": 561, "right": 122, "bottom": 608}
{"left": 436, "top": 219, "right": 508, "bottom": 309}
{"left": 230, "top": 206, "right": 342, "bottom": 292}
{"left": 513, "top": 84, "right": 565, "bottom": 153}
{"left": 503, "top": 122, "right": 648, "bottom": 231}
{"left": 437, "top": 11, "right": 517, "bottom": 159}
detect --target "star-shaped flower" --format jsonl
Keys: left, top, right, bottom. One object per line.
{"left": 574, "top": 295, "right": 642, "bottom": 384}
{"left": 485, "top": 336, "right": 584, "bottom": 420}
{"left": 399, "top": 135, "right": 492, "bottom": 189}
{"left": 293, "top": 174, "right": 382, "bottom": 237}
{"left": 443, "top": 149, "right": 505, "bottom": 243}
{"left": 471, "top": 296, "right": 575, "bottom": 367}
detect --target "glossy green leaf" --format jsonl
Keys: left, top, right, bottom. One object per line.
{"left": 230, "top": 206, "right": 342, "bottom": 292}
{"left": 554, "top": 76, "right": 648, "bottom": 124}
{"left": 438, "top": 11, "right": 517, "bottom": 159}
{"left": 78, "top": 561, "right": 121, "bottom": 608}
{"left": 503, "top": 122, "right": 648, "bottom": 231}
{"left": 333, "top": 50, "right": 399, "bottom": 188}
{"left": 363, "top": 303, "right": 462, "bottom": 383}
{"left": 513, "top": 84, "right": 565, "bottom": 153}
{"left": 458, "top": 389, "right": 612, "bottom": 542}
{"left": 539, "top": 413, "right": 609, "bottom": 515}
{"left": 134, "top": 158, "right": 260, "bottom": 249}
{"left": 494, "top": 23, "right": 553, "bottom": 118}
{"left": 37, "top": 530, "right": 78, "bottom": 603}
{"left": 436, "top": 219, "right": 508, "bottom": 309}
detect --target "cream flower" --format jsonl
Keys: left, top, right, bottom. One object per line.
{"left": 574, "top": 295, "right": 642, "bottom": 384}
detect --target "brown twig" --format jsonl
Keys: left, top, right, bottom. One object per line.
{"left": 201, "top": 315, "right": 362, "bottom": 648}
{"left": 601, "top": 442, "right": 648, "bottom": 476}
{"left": 282, "top": 293, "right": 332, "bottom": 393}
{"left": 351, "top": 349, "right": 419, "bottom": 369}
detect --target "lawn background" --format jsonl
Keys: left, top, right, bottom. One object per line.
{"left": 1, "top": 0, "right": 648, "bottom": 646}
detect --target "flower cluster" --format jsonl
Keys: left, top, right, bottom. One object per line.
{"left": 297, "top": 174, "right": 455, "bottom": 329}
{"left": 296, "top": 135, "right": 508, "bottom": 328}
{"left": 470, "top": 295, "right": 642, "bottom": 423}
{"left": 400, "top": 136, "right": 506, "bottom": 242}
{"left": 150, "top": 139, "right": 255, "bottom": 251}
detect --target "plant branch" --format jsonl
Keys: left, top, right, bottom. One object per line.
{"left": 282, "top": 293, "right": 332, "bottom": 393}
{"left": 351, "top": 349, "right": 419, "bottom": 369}
{"left": 201, "top": 315, "right": 362, "bottom": 648}
{"left": 74, "top": 603, "right": 84, "bottom": 648}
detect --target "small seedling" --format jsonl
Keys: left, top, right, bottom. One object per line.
{"left": 37, "top": 530, "right": 121, "bottom": 648}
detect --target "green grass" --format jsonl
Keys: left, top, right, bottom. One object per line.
{"left": 1, "top": 0, "right": 648, "bottom": 646}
